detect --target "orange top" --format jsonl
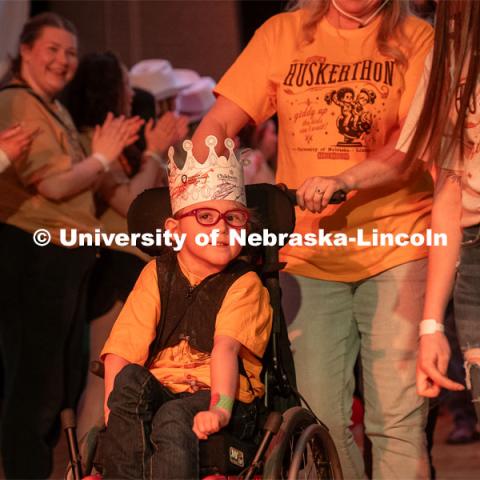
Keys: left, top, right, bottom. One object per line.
{"left": 101, "top": 257, "right": 272, "bottom": 403}
{"left": 216, "top": 10, "right": 434, "bottom": 281}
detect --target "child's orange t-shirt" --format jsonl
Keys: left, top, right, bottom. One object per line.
{"left": 101, "top": 258, "right": 272, "bottom": 403}
{"left": 216, "top": 10, "right": 434, "bottom": 281}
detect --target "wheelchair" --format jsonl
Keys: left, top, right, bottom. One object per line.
{"left": 62, "top": 183, "right": 345, "bottom": 480}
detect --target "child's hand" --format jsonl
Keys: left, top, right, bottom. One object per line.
{"left": 192, "top": 408, "right": 230, "bottom": 440}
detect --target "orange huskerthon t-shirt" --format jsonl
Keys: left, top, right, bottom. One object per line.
{"left": 216, "top": 10, "right": 434, "bottom": 282}
{"left": 101, "top": 257, "right": 272, "bottom": 403}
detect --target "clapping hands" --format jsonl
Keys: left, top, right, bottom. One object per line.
{"left": 0, "top": 124, "right": 39, "bottom": 164}
{"left": 144, "top": 111, "right": 189, "bottom": 156}
{"left": 92, "top": 113, "right": 144, "bottom": 166}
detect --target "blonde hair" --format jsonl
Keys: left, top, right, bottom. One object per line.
{"left": 287, "top": 0, "right": 410, "bottom": 68}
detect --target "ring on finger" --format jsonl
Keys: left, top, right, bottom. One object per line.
{"left": 314, "top": 188, "right": 323, "bottom": 195}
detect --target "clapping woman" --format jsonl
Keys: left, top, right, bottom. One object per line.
{"left": 0, "top": 14, "right": 140, "bottom": 478}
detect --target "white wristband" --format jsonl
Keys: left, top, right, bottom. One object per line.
{"left": 419, "top": 319, "right": 445, "bottom": 337}
{"left": 143, "top": 150, "right": 164, "bottom": 165}
{"left": 92, "top": 152, "right": 110, "bottom": 172}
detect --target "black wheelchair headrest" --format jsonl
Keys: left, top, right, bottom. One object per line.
{"left": 127, "top": 183, "right": 296, "bottom": 256}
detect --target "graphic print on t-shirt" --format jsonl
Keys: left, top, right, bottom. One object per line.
{"left": 324, "top": 87, "right": 377, "bottom": 145}
{"left": 281, "top": 56, "right": 395, "bottom": 158}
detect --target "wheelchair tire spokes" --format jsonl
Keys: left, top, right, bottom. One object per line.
{"left": 262, "top": 407, "right": 343, "bottom": 480}
{"left": 288, "top": 424, "right": 331, "bottom": 479}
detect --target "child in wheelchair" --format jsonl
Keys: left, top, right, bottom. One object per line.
{"left": 99, "top": 135, "right": 272, "bottom": 479}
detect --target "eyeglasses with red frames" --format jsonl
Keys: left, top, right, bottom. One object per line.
{"left": 175, "top": 207, "right": 250, "bottom": 228}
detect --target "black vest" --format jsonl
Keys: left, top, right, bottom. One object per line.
{"left": 146, "top": 251, "right": 255, "bottom": 366}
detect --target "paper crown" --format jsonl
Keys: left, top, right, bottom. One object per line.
{"left": 167, "top": 135, "right": 246, "bottom": 214}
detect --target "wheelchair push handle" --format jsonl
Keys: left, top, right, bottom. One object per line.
{"left": 61, "top": 408, "right": 83, "bottom": 480}
{"left": 263, "top": 411, "right": 283, "bottom": 434}
{"left": 277, "top": 183, "right": 346, "bottom": 206}
{"left": 243, "top": 412, "right": 283, "bottom": 480}
{"left": 90, "top": 360, "right": 105, "bottom": 378}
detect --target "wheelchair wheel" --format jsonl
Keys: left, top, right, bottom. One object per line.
{"left": 287, "top": 423, "right": 343, "bottom": 479}
{"left": 262, "top": 407, "right": 343, "bottom": 480}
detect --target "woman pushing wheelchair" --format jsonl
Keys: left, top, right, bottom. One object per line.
{"left": 192, "top": 0, "right": 434, "bottom": 478}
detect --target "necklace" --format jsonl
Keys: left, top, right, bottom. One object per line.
{"left": 331, "top": 0, "right": 391, "bottom": 27}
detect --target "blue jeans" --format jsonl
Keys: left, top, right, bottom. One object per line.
{"left": 443, "top": 302, "right": 477, "bottom": 427}
{"left": 102, "top": 364, "right": 256, "bottom": 479}
{"left": 282, "top": 259, "right": 429, "bottom": 480}
{"left": 454, "top": 224, "right": 480, "bottom": 424}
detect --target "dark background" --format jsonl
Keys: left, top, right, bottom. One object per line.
{"left": 29, "top": 0, "right": 288, "bottom": 80}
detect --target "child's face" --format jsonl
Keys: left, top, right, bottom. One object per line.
{"left": 166, "top": 199, "right": 247, "bottom": 278}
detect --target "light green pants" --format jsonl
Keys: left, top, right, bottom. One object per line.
{"left": 281, "top": 259, "right": 429, "bottom": 480}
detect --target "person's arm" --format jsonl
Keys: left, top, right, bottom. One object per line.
{"left": 416, "top": 170, "right": 465, "bottom": 397}
{"left": 36, "top": 155, "right": 111, "bottom": 200}
{"left": 192, "top": 335, "right": 241, "bottom": 440}
{"left": 0, "top": 148, "right": 9, "bottom": 173}
{"left": 144, "top": 112, "right": 189, "bottom": 158}
{"left": 192, "top": 272, "right": 272, "bottom": 440}
{"left": 296, "top": 128, "right": 411, "bottom": 212}
{"left": 36, "top": 115, "right": 142, "bottom": 201}
{"left": 0, "top": 124, "right": 37, "bottom": 171}
{"left": 103, "top": 353, "right": 130, "bottom": 424}
{"left": 192, "top": 96, "right": 251, "bottom": 162}
{"left": 101, "top": 155, "right": 160, "bottom": 217}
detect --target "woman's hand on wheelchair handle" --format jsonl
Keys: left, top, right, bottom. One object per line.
{"left": 192, "top": 408, "right": 230, "bottom": 440}
{"left": 297, "top": 175, "right": 349, "bottom": 213}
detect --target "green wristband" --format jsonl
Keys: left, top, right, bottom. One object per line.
{"left": 210, "top": 393, "right": 234, "bottom": 413}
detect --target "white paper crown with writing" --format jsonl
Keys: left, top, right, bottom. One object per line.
{"left": 167, "top": 135, "right": 246, "bottom": 214}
